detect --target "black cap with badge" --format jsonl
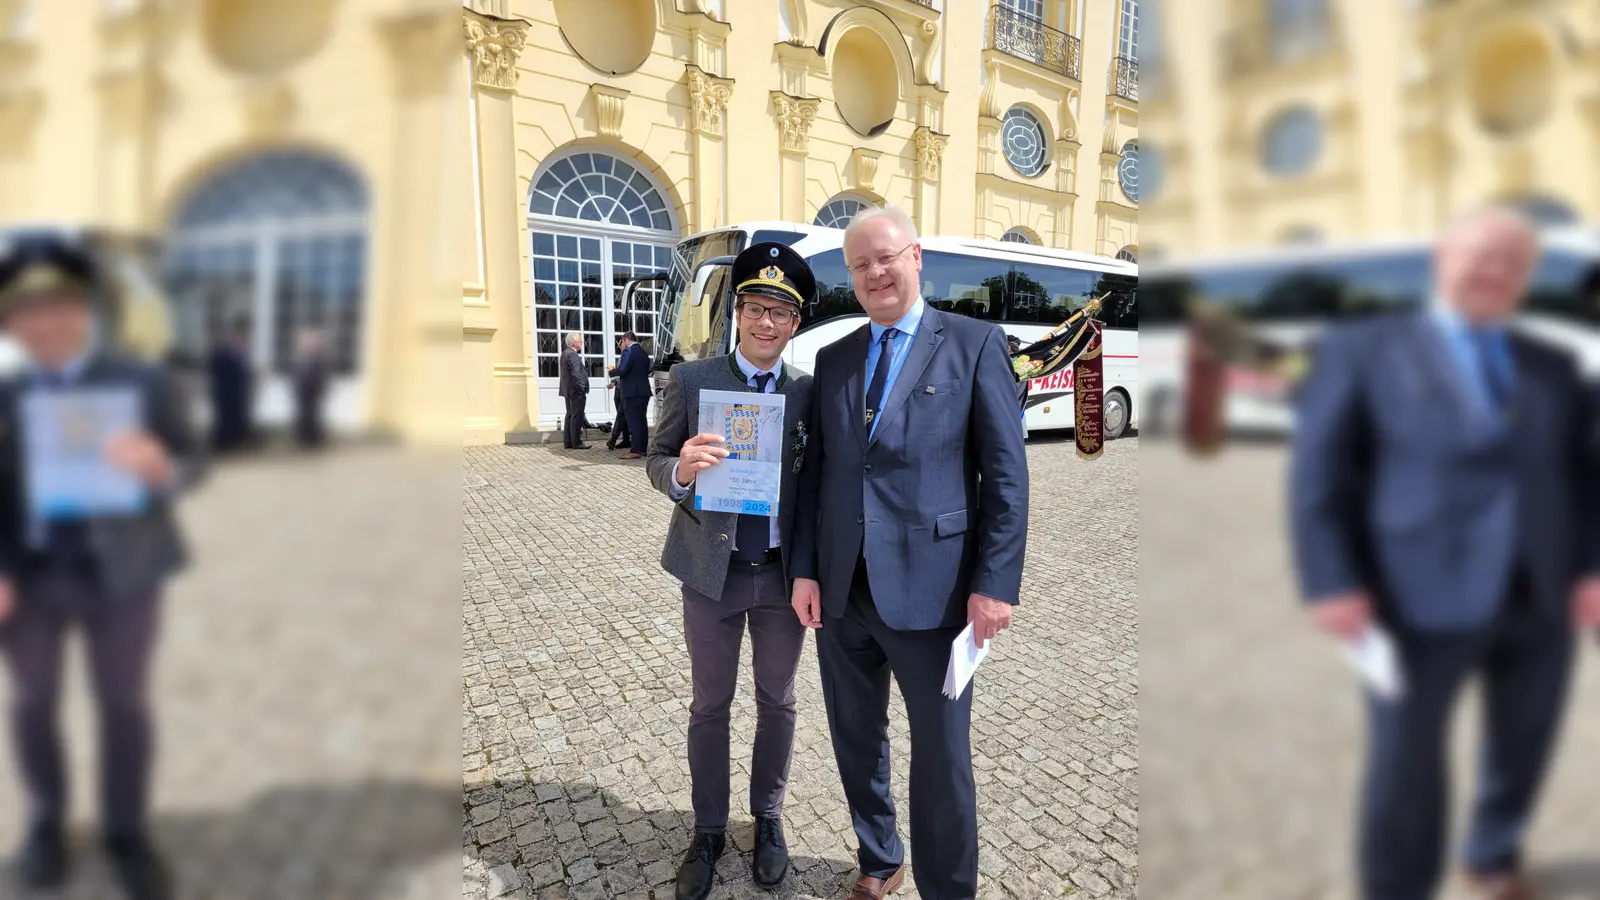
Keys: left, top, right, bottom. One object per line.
{"left": 0, "top": 232, "right": 98, "bottom": 319}
{"left": 730, "top": 241, "right": 815, "bottom": 309}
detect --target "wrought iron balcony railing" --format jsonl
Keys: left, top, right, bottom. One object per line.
{"left": 1110, "top": 55, "right": 1138, "bottom": 102}
{"left": 988, "top": 3, "right": 1081, "bottom": 80}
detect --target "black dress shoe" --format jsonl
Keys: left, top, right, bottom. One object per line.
{"left": 752, "top": 816, "right": 789, "bottom": 888}
{"left": 574, "top": 443, "right": 593, "bottom": 450}
{"left": 674, "top": 830, "right": 725, "bottom": 900}
{"left": 15, "top": 822, "right": 67, "bottom": 889}
{"left": 105, "top": 835, "right": 173, "bottom": 900}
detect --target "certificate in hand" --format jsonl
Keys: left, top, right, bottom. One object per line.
{"left": 21, "top": 386, "right": 147, "bottom": 519}
{"left": 694, "top": 389, "right": 786, "bottom": 517}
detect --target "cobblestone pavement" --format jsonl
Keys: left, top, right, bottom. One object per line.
{"left": 1141, "top": 440, "right": 1600, "bottom": 900}
{"left": 462, "top": 434, "right": 1139, "bottom": 900}
{"left": 0, "top": 447, "right": 462, "bottom": 899}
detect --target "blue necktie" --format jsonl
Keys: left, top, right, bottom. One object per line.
{"left": 1470, "top": 329, "right": 1510, "bottom": 411}
{"left": 864, "top": 328, "right": 897, "bottom": 432}
{"left": 734, "top": 372, "right": 774, "bottom": 560}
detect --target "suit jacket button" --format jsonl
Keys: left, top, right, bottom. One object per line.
{"left": 863, "top": 464, "right": 873, "bottom": 474}
{"left": 856, "top": 515, "right": 864, "bottom": 524}
{"left": 718, "top": 534, "right": 729, "bottom": 541}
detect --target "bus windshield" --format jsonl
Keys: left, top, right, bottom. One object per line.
{"left": 658, "top": 230, "right": 745, "bottom": 368}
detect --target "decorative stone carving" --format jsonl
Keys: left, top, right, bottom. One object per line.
{"left": 771, "top": 92, "right": 820, "bottom": 153}
{"left": 978, "top": 58, "right": 1002, "bottom": 119}
{"left": 976, "top": 117, "right": 1000, "bottom": 176}
{"left": 686, "top": 64, "right": 734, "bottom": 137}
{"left": 464, "top": 10, "right": 530, "bottom": 91}
{"left": 1054, "top": 138, "right": 1079, "bottom": 194}
{"left": 913, "top": 126, "right": 949, "bottom": 182}
{"left": 851, "top": 148, "right": 882, "bottom": 193}
{"left": 590, "top": 84, "right": 630, "bottom": 140}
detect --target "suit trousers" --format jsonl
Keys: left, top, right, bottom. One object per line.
{"left": 623, "top": 397, "right": 649, "bottom": 455}
{"left": 682, "top": 561, "right": 806, "bottom": 831}
{"left": 1359, "top": 569, "right": 1573, "bottom": 900}
{"left": 563, "top": 394, "right": 587, "bottom": 448}
{"left": 818, "top": 557, "right": 978, "bottom": 900}
{"left": 0, "top": 567, "right": 163, "bottom": 836}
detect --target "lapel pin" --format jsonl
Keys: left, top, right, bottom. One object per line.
{"left": 924, "top": 385, "right": 935, "bottom": 394}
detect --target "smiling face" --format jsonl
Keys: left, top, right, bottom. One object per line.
{"left": 1434, "top": 211, "right": 1539, "bottom": 324}
{"left": 735, "top": 295, "right": 800, "bottom": 367}
{"left": 4, "top": 291, "right": 93, "bottom": 369}
{"left": 845, "top": 215, "right": 923, "bottom": 326}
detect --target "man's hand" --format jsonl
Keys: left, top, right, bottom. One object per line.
{"left": 0, "top": 578, "right": 14, "bottom": 625}
{"left": 1572, "top": 576, "right": 1600, "bottom": 629}
{"left": 792, "top": 577, "right": 822, "bottom": 629}
{"left": 1309, "top": 590, "right": 1373, "bottom": 642}
{"left": 675, "top": 433, "right": 729, "bottom": 487}
{"left": 104, "top": 431, "right": 172, "bottom": 488}
{"left": 968, "top": 593, "right": 1013, "bottom": 649}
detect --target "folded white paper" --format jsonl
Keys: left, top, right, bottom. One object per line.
{"left": 942, "top": 622, "right": 992, "bottom": 700}
{"left": 1343, "top": 625, "right": 1405, "bottom": 701}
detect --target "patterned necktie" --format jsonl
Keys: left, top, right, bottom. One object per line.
{"left": 864, "top": 328, "right": 898, "bottom": 431}
{"left": 734, "top": 371, "right": 775, "bottom": 558}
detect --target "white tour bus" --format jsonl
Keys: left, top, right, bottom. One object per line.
{"left": 1138, "top": 226, "right": 1600, "bottom": 437}
{"left": 629, "top": 221, "right": 1139, "bottom": 438}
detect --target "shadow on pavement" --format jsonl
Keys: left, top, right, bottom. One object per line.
{"left": 464, "top": 777, "right": 859, "bottom": 899}
{"left": 3, "top": 779, "right": 459, "bottom": 900}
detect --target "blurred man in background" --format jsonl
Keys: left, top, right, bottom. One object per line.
{"left": 1290, "top": 206, "right": 1600, "bottom": 900}
{"left": 291, "top": 326, "right": 331, "bottom": 451}
{"left": 0, "top": 235, "right": 203, "bottom": 900}
{"left": 558, "top": 331, "right": 590, "bottom": 451}
{"left": 206, "top": 318, "right": 253, "bottom": 455}
{"left": 605, "top": 337, "right": 631, "bottom": 452}
{"left": 611, "top": 331, "right": 650, "bottom": 460}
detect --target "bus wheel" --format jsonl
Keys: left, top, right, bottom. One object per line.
{"left": 1104, "top": 389, "right": 1131, "bottom": 440}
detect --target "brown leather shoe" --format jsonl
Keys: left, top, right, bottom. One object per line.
{"left": 1466, "top": 869, "right": 1537, "bottom": 900}
{"left": 846, "top": 864, "right": 904, "bottom": 899}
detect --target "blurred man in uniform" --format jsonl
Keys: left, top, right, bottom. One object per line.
{"left": 646, "top": 242, "right": 815, "bottom": 900}
{"left": 558, "top": 331, "right": 590, "bottom": 450}
{"left": 612, "top": 331, "right": 651, "bottom": 459}
{"left": 1290, "top": 206, "right": 1600, "bottom": 900}
{"left": 0, "top": 235, "right": 203, "bottom": 900}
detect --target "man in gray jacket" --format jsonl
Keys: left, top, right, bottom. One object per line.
{"left": 646, "top": 242, "right": 815, "bottom": 900}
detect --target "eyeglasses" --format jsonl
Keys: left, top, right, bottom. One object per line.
{"left": 737, "top": 303, "right": 798, "bottom": 326}
{"left": 846, "top": 242, "right": 915, "bottom": 275}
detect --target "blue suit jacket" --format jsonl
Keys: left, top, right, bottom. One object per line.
{"left": 612, "top": 343, "right": 652, "bottom": 401}
{"left": 1289, "top": 312, "right": 1600, "bottom": 632}
{"left": 792, "top": 306, "right": 1030, "bottom": 631}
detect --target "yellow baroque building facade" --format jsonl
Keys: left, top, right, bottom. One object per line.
{"left": 1141, "top": 0, "right": 1600, "bottom": 262}
{"left": 0, "top": 0, "right": 465, "bottom": 445}
{"left": 461, "top": 0, "right": 1141, "bottom": 444}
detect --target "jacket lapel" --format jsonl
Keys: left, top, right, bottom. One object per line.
{"left": 845, "top": 325, "right": 870, "bottom": 451}
{"left": 868, "top": 307, "right": 945, "bottom": 448}
{"left": 1407, "top": 313, "right": 1480, "bottom": 428}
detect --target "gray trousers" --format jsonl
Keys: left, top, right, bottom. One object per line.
{"left": 682, "top": 562, "right": 806, "bottom": 831}
{"left": 0, "top": 568, "right": 162, "bottom": 836}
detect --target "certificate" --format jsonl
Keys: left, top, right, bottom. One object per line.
{"left": 21, "top": 386, "right": 147, "bottom": 519}
{"left": 694, "top": 389, "right": 786, "bottom": 516}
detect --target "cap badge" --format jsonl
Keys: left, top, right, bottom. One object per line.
{"left": 761, "top": 265, "right": 781, "bottom": 281}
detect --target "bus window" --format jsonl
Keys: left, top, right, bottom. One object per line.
{"left": 801, "top": 249, "right": 866, "bottom": 328}
{"left": 751, "top": 229, "right": 805, "bottom": 247}
{"left": 919, "top": 251, "right": 1006, "bottom": 320}
{"left": 1526, "top": 250, "right": 1600, "bottom": 324}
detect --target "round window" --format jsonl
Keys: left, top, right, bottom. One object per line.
{"left": 1002, "top": 107, "right": 1049, "bottom": 178}
{"left": 1259, "top": 106, "right": 1323, "bottom": 176}
{"left": 1117, "top": 141, "right": 1139, "bottom": 203}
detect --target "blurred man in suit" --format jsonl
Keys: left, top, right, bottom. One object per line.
{"left": 1290, "top": 205, "right": 1600, "bottom": 900}
{"left": 206, "top": 318, "right": 252, "bottom": 455}
{"left": 605, "top": 337, "right": 631, "bottom": 451}
{"left": 290, "top": 326, "right": 330, "bottom": 450}
{"left": 612, "top": 331, "right": 651, "bottom": 459}
{"left": 557, "top": 331, "right": 590, "bottom": 450}
{"left": 647, "top": 242, "right": 815, "bottom": 900}
{"left": 0, "top": 235, "right": 204, "bottom": 900}
{"left": 790, "top": 205, "right": 1029, "bottom": 900}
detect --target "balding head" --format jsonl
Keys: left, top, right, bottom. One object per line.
{"left": 1434, "top": 205, "right": 1540, "bottom": 324}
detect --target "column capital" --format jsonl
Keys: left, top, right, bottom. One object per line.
{"left": 686, "top": 64, "right": 734, "bottom": 137}
{"left": 464, "top": 8, "right": 531, "bottom": 92}
{"left": 913, "top": 126, "right": 949, "bottom": 183}
{"left": 771, "top": 92, "right": 820, "bottom": 154}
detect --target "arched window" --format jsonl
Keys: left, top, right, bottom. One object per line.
{"left": 529, "top": 149, "right": 679, "bottom": 426}
{"left": 1503, "top": 195, "right": 1578, "bottom": 226}
{"left": 164, "top": 150, "right": 369, "bottom": 428}
{"left": 1002, "top": 228, "right": 1037, "bottom": 245}
{"left": 1117, "top": 140, "right": 1140, "bottom": 203}
{"left": 1115, "top": 246, "right": 1138, "bottom": 263}
{"left": 1002, "top": 106, "right": 1050, "bottom": 178}
{"left": 814, "top": 195, "right": 874, "bottom": 229}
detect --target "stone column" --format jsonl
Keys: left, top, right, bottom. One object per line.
{"left": 912, "top": 126, "right": 948, "bottom": 237}
{"left": 771, "top": 92, "right": 818, "bottom": 223}
{"left": 464, "top": 8, "right": 534, "bottom": 439}
{"left": 1052, "top": 138, "right": 1079, "bottom": 248}
{"left": 685, "top": 64, "right": 734, "bottom": 231}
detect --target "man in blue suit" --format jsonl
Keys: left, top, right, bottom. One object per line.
{"left": 791, "top": 205, "right": 1029, "bottom": 900}
{"left": 1290, "top": 206, "right": 1600, "bottom": 900}
{"left": 610, "top": 331, "right": 651, "bottom": 459}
